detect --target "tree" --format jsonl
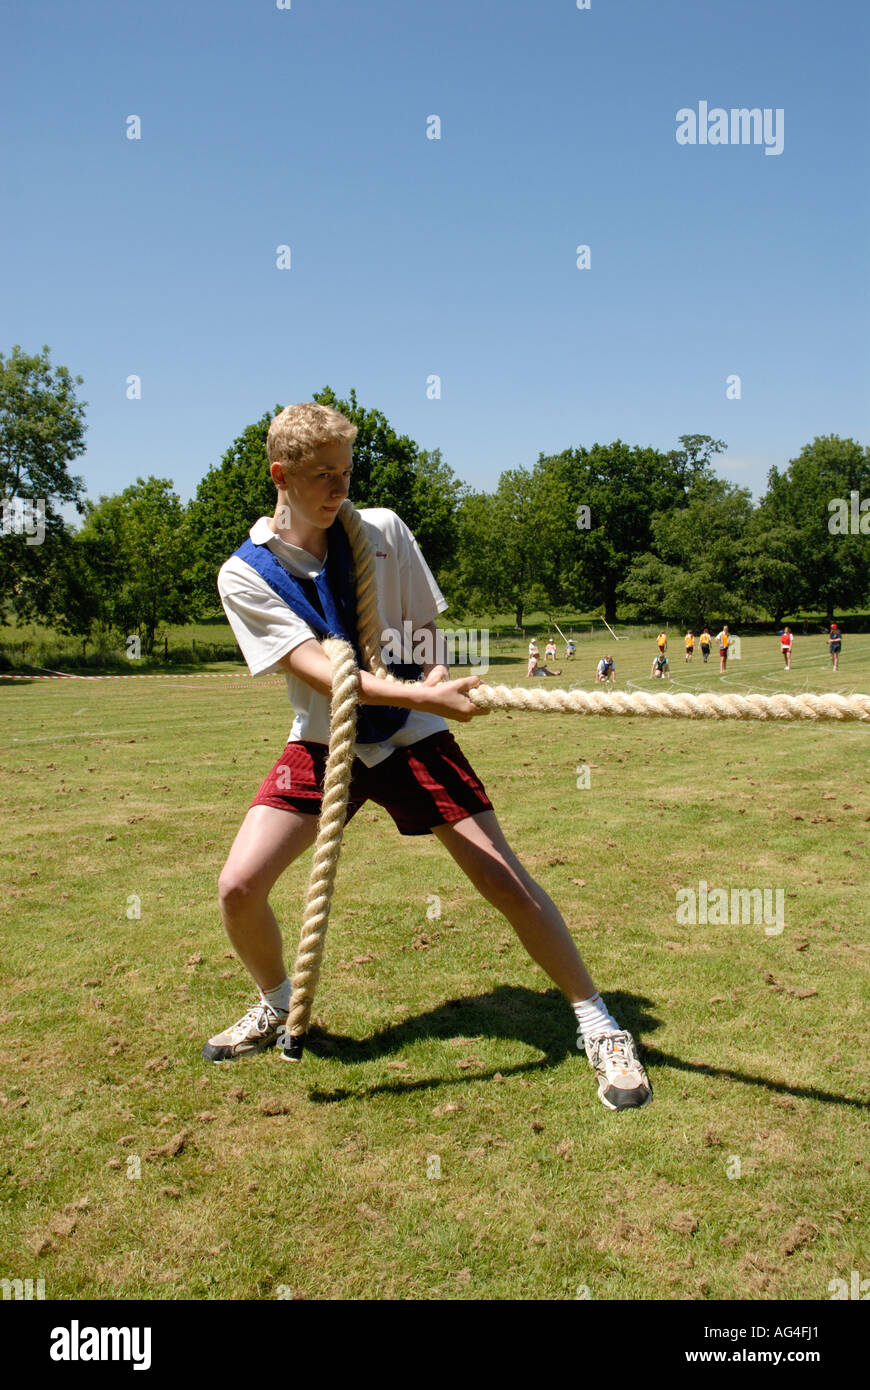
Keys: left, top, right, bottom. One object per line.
{"left": 533, "top": 439, "right": 700, "bottom": 623}
{"left": 757, "top": 436, "right": 870, "bottom": 620}
{"left": 450, "top": 469, "right": 549, "bottom": 628}
{"left": 0, "top": 344, "right": 87, "bottom": 619}
{"left": 619, "top": 476, "right": 756, "bottom": 623}
{"left": 77, "top": 477, "right": 191, "bottom": 655}
{"left": 185, "top": 409, "right": 279, "bottom": 614}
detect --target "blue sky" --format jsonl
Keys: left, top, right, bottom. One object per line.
{"left": 2, "top": 0, "right": 868, "bottom": 511}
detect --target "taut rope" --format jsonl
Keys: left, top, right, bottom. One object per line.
{"left": 466, "top": 686, "right": 870, "bottom": 722}
{"left": 283, "top": 499, "right": 869, "bottom": 1060}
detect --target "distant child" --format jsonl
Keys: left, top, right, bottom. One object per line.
{"left": 684, "top": 630, "right": 694, "bottom": 662}
{"left": 528, "top": 638, "right": 539, "bottom": 659}
{"left": 656, "top": 630, "right": 668, "bottom": 654}
{"left": 528, "top": 650, "right": 562, "bottom": 677}
{"left": 565, "top": 638, "right": 577, "bottom": 660}
{"left": 651, "top": 653, "right": 670, "bottom": 679}
{"left": 700, "top": 627, "right": 712, "bottom": 663}
{"left": 545, "top": 637, "right": 558, "bottom": 662}
{"left": 829, "top": 622, "right": 842, "bottom": 670}
{"left": 595, "top": 655, "right": 615, "bottom": 683}
{"left": 716, "top": 625, "right": 730, "bottom": 672}
{"left": 780, "top": 626, "right": 793, "bottom": 670}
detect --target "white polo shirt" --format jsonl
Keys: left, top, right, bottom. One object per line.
{"left": 217, "top": 508, "right": 449, "bottom": 768}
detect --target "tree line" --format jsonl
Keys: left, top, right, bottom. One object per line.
{"left": 1, "top": 345, "right": 868, "bottom": 656}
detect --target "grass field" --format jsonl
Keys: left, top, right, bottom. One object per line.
{"left": 1, "top": 629, "right": 868, "bottom": 1301}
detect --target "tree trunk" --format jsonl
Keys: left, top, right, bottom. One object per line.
{"left": 603, "top": 579, "right": 617, "bottom": 625}
{"left": 515, "top": 603, "right": 523, "bottom": 629}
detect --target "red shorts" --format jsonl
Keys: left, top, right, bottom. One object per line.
{"left": 250, "top": 730, "right": 494, "bottom": 836}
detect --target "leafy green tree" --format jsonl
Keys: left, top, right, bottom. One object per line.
{"left": 449, "top": 469, "right": 549, "bottom": 628}
{"left": 185, "top": 409, "right": 279, "bottom": 614}
{"left": 533, "top": 439, "right": 701, "bottom": 623}
{"left": 619, "top": 477, "right": 756, "bottom": 624}
{"left": 0, "top": 344, "right": 87, "bottom": 619}
{"left": 757, "top": 436, "right": 870, "bottom": 620}
{"left": 77, "top": 477, "right": 191, "bottom": 655}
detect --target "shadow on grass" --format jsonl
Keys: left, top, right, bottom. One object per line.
{"left": 303, "top": 984, "right": 659, "bottom": 1103}
{"left": 300, "top": 984, "right": 869, "bottom": 1111}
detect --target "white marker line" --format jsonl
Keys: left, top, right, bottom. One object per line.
{"left": 6, "top": 729, "right": 148, "bottom": 746}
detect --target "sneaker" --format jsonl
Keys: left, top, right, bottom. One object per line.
{"left": 582, "top": 1029, "right": 652, "bottom": 1110}
{"left": 201, "top": 1001, "right": 288, "bottom": 1062}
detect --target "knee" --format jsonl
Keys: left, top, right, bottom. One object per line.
{"left": 476, "top": 857, "right": 533, "bottom": 911}
{"left": 218, "top": 868, "right": 264, "bottom": 915}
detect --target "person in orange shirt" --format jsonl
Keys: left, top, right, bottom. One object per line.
{"left": 716, "top": 625, "right": 730, "bottom": 672}
{"left": 780, "top": 626, "right": 793, "bottom": 670}
{"left": 684, "top": 630, "right": 694, "bottom": 662}
{"left": 699, "top": 627, "right": 712, "bottom": 663}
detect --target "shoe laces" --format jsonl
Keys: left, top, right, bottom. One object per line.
{"left": 226, "top": 1002, "right": 275, "bottom": 1043}
{"left": 595, "top": 1030, "right": 637, "bottom": 1066}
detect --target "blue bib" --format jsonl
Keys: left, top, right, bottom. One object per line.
{"left": 233, "top": 522, "right": 419, "bottom": 744}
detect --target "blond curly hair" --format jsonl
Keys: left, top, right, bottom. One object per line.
{"left": 266, "top": 402, "right": 358, "bottom": 475}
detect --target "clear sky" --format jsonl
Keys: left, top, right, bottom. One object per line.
{"left": 2, "top": 0, "right": 868, "bottom": 510}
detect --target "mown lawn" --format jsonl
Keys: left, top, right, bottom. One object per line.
{"left": 0, "top": 631, "right": 867, "bottom": 1300}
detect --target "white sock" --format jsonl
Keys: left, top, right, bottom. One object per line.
{"left": 259, "top": 977, "right": 291, "bottom": 1015}
{"left": 572, "top": 992, "right": 619, "bottom": 1042}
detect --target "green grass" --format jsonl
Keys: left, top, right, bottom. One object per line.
{"left": 0, "top": 632, "right": 867, "bottom": 1300}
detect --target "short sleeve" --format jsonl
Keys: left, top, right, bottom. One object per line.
{"left": 218, "top": 558, "right": 317, "bottom": 677}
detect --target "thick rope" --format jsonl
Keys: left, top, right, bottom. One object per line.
{"left": 466, "top": 686, "right": 870, "bottom": 722}
{"left": 284, "top": 499, "right": 396, "bottom": 1058}
{"left": 284, "top": 499, "right": 869, "bottom": 1060}
{"left": 284, "top": 637, "right": 359, "bottom": 1056}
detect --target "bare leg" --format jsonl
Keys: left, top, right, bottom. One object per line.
{"left": 217, "top": 805, "right": 319, "bottom": 993}
{"left": 433, "top": 810, "right": 595, "bottom": 1002}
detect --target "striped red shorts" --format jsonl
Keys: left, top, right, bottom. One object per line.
{"left": 250, "top": 730, "right": 493, "bottom": 836}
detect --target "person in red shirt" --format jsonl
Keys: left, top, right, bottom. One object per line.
{"left": 780, "top": 626, "right": 793, "bottom": 670}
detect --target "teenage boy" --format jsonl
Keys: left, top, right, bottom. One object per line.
{"left": 207, "top": 403, "right": 651, "bottom": 1111}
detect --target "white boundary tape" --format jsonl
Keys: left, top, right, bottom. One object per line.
{"left": 0, "top": 670, "right": 248, "bottom": 682}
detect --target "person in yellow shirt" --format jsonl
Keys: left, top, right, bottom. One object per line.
{"left": 716, "top": 624, "right": 730, "bottom": 672}
{"left": 699, "top": 627, "right": 712, "bottom": 663}
{"left": 684, "top": 630, "right": 694, "bottom": 662}
{"left": 656, "top": 630, "right": 668, "bottom": 654}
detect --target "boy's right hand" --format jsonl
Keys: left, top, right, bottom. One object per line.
{"left": 413, "top": 673, "right": 489, "bottom": 722}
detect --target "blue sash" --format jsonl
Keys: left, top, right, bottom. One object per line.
{"left": 233, "top": 522, "right": 418, "bottom": 744}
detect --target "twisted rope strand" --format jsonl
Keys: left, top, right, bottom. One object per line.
{"left": 285, "top": 638, "right": 359, "bottom": 1056}
{"left": 466, "top": 685, "right": 870, "bottom": 722}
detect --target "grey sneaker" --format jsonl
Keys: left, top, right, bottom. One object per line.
{"left": 201, "top": 1001, "right": 288, "bottom": 1062}
{"left": 583, "top": 1029, "right": 652, "bottom": 1110}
